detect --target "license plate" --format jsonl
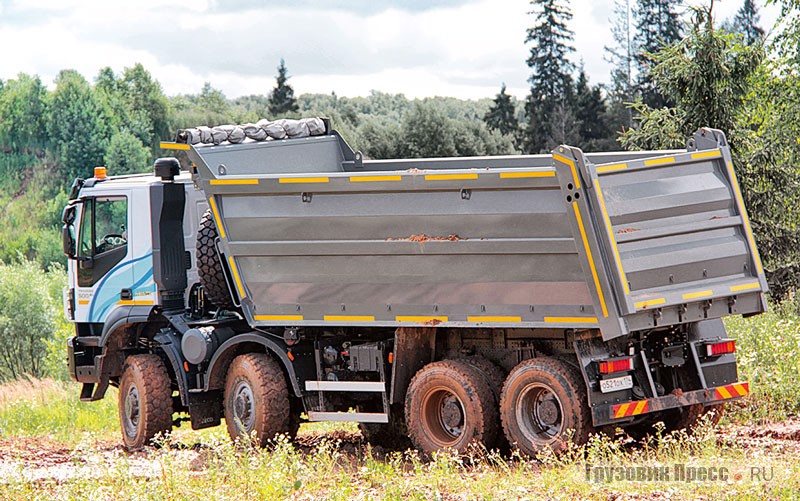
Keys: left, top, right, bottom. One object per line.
{"left": 600, "top": 375, "right": 633, "bottom": 394}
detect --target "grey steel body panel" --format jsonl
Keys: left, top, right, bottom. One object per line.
{"left": 179, "top": 127, "right": 767, "bottom": 340}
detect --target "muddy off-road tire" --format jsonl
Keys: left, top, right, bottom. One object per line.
{"left": 224, "top": 353, "right": 291, "bottom": 447}
{"left": 359, "top": 403, "right": 412, "bottom": 450}
{"left": 460, "top": 356, "right": 509, "bottom": 451}
{"left": 196, "top": 209, "right": 235, "bottom": 310}
{"left": 118, "top": 354, "right": 174, "bottom": 451}
{"left": 500, "top": 357, "right": 592, "bottom": 456}
{"left": 405, "top": 360, "right": 499, "bottom": 455}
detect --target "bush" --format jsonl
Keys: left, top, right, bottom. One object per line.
{"left": 0, "top": 258, "right": 70, "bottom": 382}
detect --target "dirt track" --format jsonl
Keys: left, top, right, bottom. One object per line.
{"left": 1, "top": 421, "right": 799, "bottom": 483}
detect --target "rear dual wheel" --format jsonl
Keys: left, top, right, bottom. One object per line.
{"left": 500, "top": 357, "right": 592, "bottom": 456}
{"left": 405, "top": 360, "right": 498, "bottom": 454}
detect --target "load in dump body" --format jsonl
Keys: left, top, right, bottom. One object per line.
{"left": 183, "top": 126, "right": 767, "bottom": 341}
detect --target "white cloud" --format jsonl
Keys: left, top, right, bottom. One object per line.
{"left": 0, "top": 0, "right": 783, "bottom": 100}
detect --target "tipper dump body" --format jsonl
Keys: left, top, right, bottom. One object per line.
{"left": 182, "top": 127, "right": 767, "bottom": 341}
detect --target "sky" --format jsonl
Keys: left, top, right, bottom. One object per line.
{"left": 0, "top": 0, "right": 781, "bottom": 100}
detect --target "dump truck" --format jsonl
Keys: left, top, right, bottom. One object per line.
{"left": 62, "top": 118, "right": 766, "bottom": 453}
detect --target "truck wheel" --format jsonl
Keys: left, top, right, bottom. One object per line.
{"left": 359, "top": 404, "right": 411, "bottom": 450}
{"left": 224, "top": 353, "right": 290, "bottom": 447}
{"left": 196, "top": 208, "right": 235, "bottom": 310}
{"left": 460, "top": 356, "right": 509, "bottom": 451}
{"left": 118, "top": 354, "right": 173, "bottom": 451}
{"left": 500, "top": 357, "right": 591, "bottom": 456}
{"left": 405, "top": 360, "right": 498, "bottom": 454}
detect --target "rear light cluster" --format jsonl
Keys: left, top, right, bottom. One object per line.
{"left": 706, "top": 340, "right": 736, "bottom": 357}
{"left": 599, "top": 357, "right": 634, "bottom": 374}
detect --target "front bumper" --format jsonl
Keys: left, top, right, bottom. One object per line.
{"left": 593, "top": 382, "right": 749, "bottom": 426}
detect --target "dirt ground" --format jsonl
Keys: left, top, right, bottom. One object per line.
{"left": 1, "top": 420, "right": 799, "bottom": 483}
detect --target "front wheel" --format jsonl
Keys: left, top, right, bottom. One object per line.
{"left": 405, "top": 360, "right": 498, "bottom": 454}
{"left": 118, "top": 354, "right": 174, "bottom": 451}
{"left": 500, "top": 357, "right": 592, "bottom": 456}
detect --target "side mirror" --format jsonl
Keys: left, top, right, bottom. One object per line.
{"left": 62, "top": 225, "right": 75, "bottom": 258}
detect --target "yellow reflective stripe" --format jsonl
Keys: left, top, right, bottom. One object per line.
{"left": 644, "top": 157, "right": 675, "bottom": 167}
{"left": 717, "top": 386, "right": 732, "bottom": 399}
{"left": 208, "top": 196, "right": 226, "bottom": 239}
{"left": 159, "top": 142, "right": 190, "bottom": 151}
{"left": 683, "top": 290, "right": 713, "bottom": 300}
{"left": 254, "top": 315, "right": 304, "bottom": 321}
{"left": 543, "top": 317, "right": 599, "bottom": 324}
{"left": 78, "top": 300, "right": 89, "bottom": 305}
{"left": 227, "top": 256, "right": 246, "bottom": 298}
{"left": 323, "top": 315, "right": 375, "bottom": 322}
{"left": 691, "top": 150, "right": 722, "bottom": 160}
{"left": 595, "top": 180, "right": 629, "bottom": 294}
{"left": 499, "top": 171, "right": 556, "bottom": 179}
{"left": 632, "top": 400, "right": 648, "bottom": 415}
{"left": 573, "top": 202, "right": 608, "bottom": 317}
{"left": 395, "top": 316, "right": 448, "bottom": 323}
{"left": 554, "top": 153, "right": 580, "bottom": 189}
{"left": 635, "top": 298, "right": 666, "bottom": 309}
{"left": 349, "top": 175, "right": 402, "bottom": 182}
{"left": 279, "top": 177, "right": 329, "bottom": 184}
{"left": 727, "top": 161, "right": 764, "bottom": 274}
{"left": 117, "top": 300, "right": 155, "bottom": 306}
{"left": 596, "top": 163, "right": 627, "bottom": 174}
{"left": 730, "top": 282, "right": 760, "bottom": 293}
{"left": 614, "top": 403, "right": 630, "bottom": 418}
{"left": 467, "top": 316, "right": 522, "bottom": 323}
{"left": 733, "top": 383, "right": 748, "bottom": 396}
{"left": 209, "top": 178, "right": 258, "bottom": 185}
{"left": 424, "top": 173, "right": 479, "bottom": 181}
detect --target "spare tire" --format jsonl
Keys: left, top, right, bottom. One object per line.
{"left": 196, "top": 209, "right": 235, "bottom": 310}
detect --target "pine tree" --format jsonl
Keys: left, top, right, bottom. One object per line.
{"left": 574, "top": 67, "right": 609, "bottom": 149}
{"left": 268, "top": 59, "right": 299, "bottom": 117}
{"left": 633, "top": 0, "right": 683, "bottom": 109}
{"left": 605, "top": 0, "right": 634, "bottom": 128}
{"left": 524, "top": 0, "right": 576, "bottom": 153}
{"left": 724, "top": 0, "right": 765, "bottom": 45}
{"left": 484, "top": 83, "right": 519, "bottom": 136}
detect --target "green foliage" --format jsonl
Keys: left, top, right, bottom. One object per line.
{"left": 0, "top": 380, "right": 118, "bottom": 440}
{"left": 726, "top": 304, "right": 800, "bottom": 421}
{"left": 47, "top": 70, "right": 112, "bottom": 179}
{"left": 268, "top": 59, "right": 299, "bottom": 117}
{"left": 119, "top": 63, "right": 171, "bottom": 152}
{"left": 0, "top": 258, "right": 68, "bottom": 381}
{"left": 104, "top": 130, "right": 151, "bottom": 175}
{"left": 0, "top": 74, "right": 47, "bottom": 151}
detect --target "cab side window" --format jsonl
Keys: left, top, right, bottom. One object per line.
{"left": 77, "top": 197, "right": 128, "bottom": 287}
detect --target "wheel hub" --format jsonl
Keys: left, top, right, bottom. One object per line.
{"left": 122, "top": 386, "right": 140, "bottom": 438}
{"left": 439, "top": 395, "right": 465, "bottom": 436}
{"left": 536, "top": 397, "right": 559, "bottom": 426}
{"left": 232, "top": 380, "right": 256, "bottom": 432}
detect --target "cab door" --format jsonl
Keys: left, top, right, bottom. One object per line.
{"left": 72, "top": 193, "right": 133, "bottom": 324}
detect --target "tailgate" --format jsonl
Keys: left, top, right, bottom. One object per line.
{"left": 577, "top": 129, "right": 768, "bottom": 335}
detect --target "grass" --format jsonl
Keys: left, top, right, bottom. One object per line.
{"left": 0, "top": 308, "right": 798, "bottom": 499}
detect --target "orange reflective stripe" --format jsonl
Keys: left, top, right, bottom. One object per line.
{"left": 632, "top": 400, "right": 648, "bottom": 415}
{"left": 614, "top": 403, "right": 630, "bottom": 418}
